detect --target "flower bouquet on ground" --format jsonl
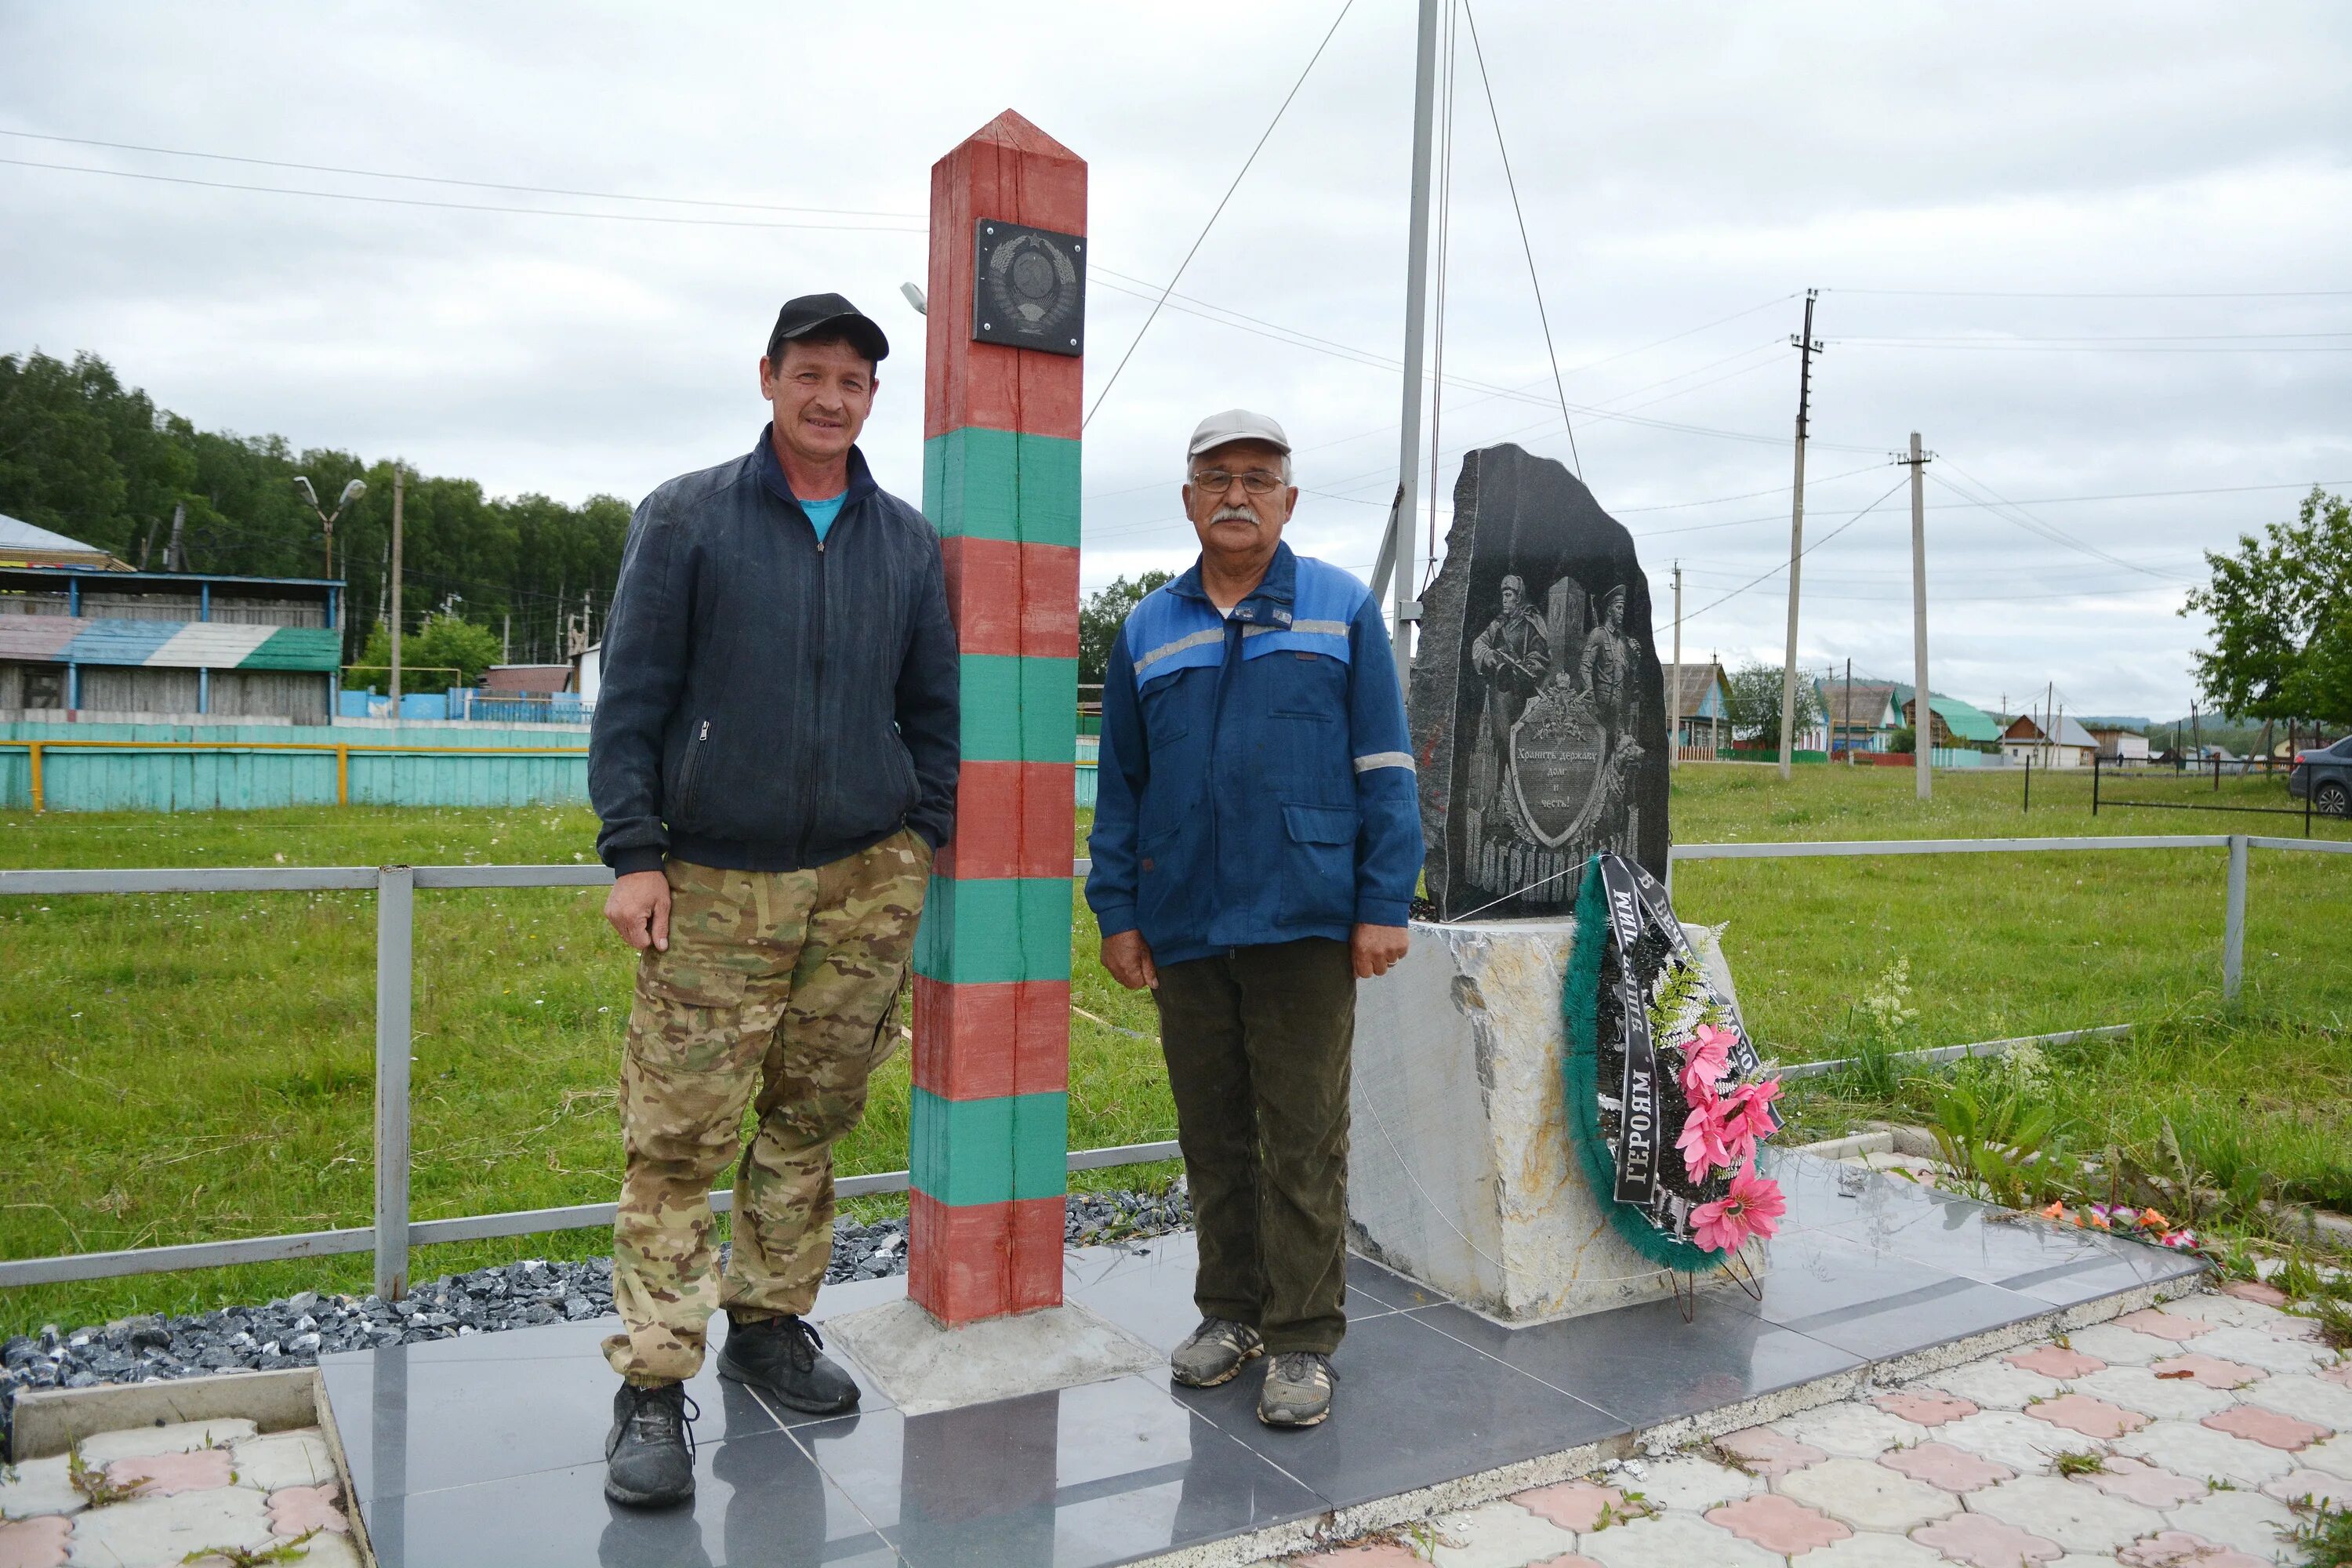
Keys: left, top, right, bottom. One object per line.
{"left": 2032, "top": 1200, "right": 2201, "bottom": 1252}
{"left": 1563, "top": 851, "right": 1786, "bottom": 1273}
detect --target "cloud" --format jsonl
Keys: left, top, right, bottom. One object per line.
{"left": 2, "top": 0, "right": 2347, "bottom": 716}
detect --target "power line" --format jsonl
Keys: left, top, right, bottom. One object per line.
{"left": 1929, "top": 458, "right": 2194, "bottom": 584}
{"left": 1677, "top": 477, "right": 1907, "bottom": 626}
{"left": 1460, "top": 0, "right": 1580, "bottom": 478}
{"left": 1826, "top": 286, "right": 2352, "bottom": 299}
{"left": 0, "top": 156, "right": 924, "bottom": 234}
{"left": 1835, "top": 331, "right": 2352, "bottom": 344}
{"left": 0, "top": 128, "right": 920, "bottom": 217}
{"left": 1080, "top": 0, "right": 1356, "bottom": 431}
{"left": 1073, "top": 294, "right": 1799, "bottom": 505}
{"left": 1617, "top": 459, "right": 1893, "bottom": 514}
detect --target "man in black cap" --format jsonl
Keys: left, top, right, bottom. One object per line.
{"left": 590, "top": 294, "right": 959, "bottom": 1508}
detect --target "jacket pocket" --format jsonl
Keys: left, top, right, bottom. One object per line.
{"left": 674, "top": 717, "right": 713, "bottom": 826}
{"left": 1278, "top": 802, "right": 1359, "bottom": 928}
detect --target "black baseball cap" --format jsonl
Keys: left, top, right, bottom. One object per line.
{"left": 768, "top": 292, "right": 890, "bottom": 365}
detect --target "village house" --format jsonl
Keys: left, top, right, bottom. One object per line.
{"left": 1818, "top": 678, "right": 1902, "bottom": 756}
{"left": 1665, "top": 660, "right": 1730, "bottom": 757}
{"left": 2001, "top": 712, "right": 2100, "bottom": 768}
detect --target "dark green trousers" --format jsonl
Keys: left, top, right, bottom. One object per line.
{"left": 1153, "top": 938, "right": 1355, "bottom": 1356}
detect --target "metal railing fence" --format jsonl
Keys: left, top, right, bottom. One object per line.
{"left": 2, "top": 832, "right": 2346, "bottom": 1299}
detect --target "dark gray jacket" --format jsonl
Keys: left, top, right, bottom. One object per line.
{"left": 590, "top": 427, "right": 959, "bottom": 876}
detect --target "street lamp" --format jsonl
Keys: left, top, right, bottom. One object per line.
{"left": 293, "top": 476, "right": 367, "bottom": 579}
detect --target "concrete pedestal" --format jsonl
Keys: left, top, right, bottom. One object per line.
{"left": 823, "top": 1298, "right": 1160, "bottom": 1417}
{"left": 1348, "top": 915, "right": 1760, "bottom": 1323}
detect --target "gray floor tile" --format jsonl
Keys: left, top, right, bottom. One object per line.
{"left": 1170, "top": 1310, "right": 1625, "bottom": 1510}
{"left": 322, "top": 1322, "right": 783, "bottom": 1508}
{"left": 358, "top": 1425, "right": 894, "bottom": 1568}
{"left": 1407, "top": 1289, "right": 1864, "bottom": 1428}
{"left": 791, "top": 1374, "right": 1328, "bottom": 1568}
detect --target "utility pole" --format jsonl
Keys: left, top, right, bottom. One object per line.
{"left": 165, "top": 502, "right": 186, "bottom": 574}
{"left": 1841, "top": 658, "right": 1854, "bottom": 764}
{"left": 503, "top": 613, "right": 511, "bottom": 664}
{"left": 389, "top": 466, "right": 405, "bottom": 707}
{"left": 1777, "top": 289, "right": 1824, "bottom": 779}
{"left": 1388, "top": 0, "right": 1443, "bottom": 694}
{"left": 1904, "top": 432, "right": 1933, "bottom": 800}
{"left": 2044, "top": 681, "right": 2055, "bottom": 771}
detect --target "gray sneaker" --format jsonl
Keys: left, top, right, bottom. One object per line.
{"left": 1257, "top": 1351, "right": 1335, "bottom": 1428}
{"left": 1170, "top": 1316, "right": 1265, "bottom": 1388}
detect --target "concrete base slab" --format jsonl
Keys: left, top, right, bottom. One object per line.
{"left": 822, "top": 1297, "right": 1162, "bottom": 1416}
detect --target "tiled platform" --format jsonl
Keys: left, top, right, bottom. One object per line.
{"left": 318, "top": 1152, "right": 2205, "bottom": 1568}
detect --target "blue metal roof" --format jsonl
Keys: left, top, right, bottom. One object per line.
{"left": 0, "top": 565, "right": 344, "bottom": 590}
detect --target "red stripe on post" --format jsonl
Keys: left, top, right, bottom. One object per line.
{"left": 940, "top": 537, "right": 1080, "bottom": 659}
{"left": 935, "top": 760, "right": 1075, "bottom": 881}
{"left": 922, "top": 113, "right": 1086, "bottom": 443}
{"left": 909, "top": 1190, "right": 1009, "bottom": 1324}
{"left": 911, "top": 977, "right": 1072, "bottom": 1101}
{"left": 907, "top": 1192, "right": 1070, "bottom": 1323}
{"left": 1010, "top": 1196, "right": 1065, "bottom": 1314}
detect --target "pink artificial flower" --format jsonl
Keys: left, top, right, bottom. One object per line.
{"left": 1679, "top": 1023, "right": 1734, "bottom": 1102}
{"left": 1690, "top": 1161, "right": 1787, "bottom": 1254}
{"left": 1722, "top": 1077, "right": 1783, "bottom": 1144}
{"left": 1675, "top": 1102, "right": 1731, "bottom": 1184}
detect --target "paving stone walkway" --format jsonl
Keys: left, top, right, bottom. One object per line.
{"left": 0, "top": 1420, "right": 358, "bottom": 1568}
{"left": 1278, "top": 1283, "right": 2349, "bottom": 1568}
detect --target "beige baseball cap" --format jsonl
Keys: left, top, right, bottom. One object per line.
{"left": 1187, "top": 408, "right": 1291, "bottom": 461}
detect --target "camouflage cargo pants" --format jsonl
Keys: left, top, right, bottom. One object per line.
{"left": 602, "top": 830, "right": 931, "bottom": 1385}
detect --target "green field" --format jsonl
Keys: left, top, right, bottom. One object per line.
{"left": 2, "top": 761, "right": 2347, "bottom": 1334}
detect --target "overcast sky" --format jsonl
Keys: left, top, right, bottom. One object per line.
{"left": 5, "top": 2, "right": 2348, "bottom": 720}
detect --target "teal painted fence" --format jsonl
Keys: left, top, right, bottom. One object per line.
{"left": 2, "top": 723, "right": 1098, "bottom": 815}
{"left": 0, "top": 721, "right": 589, "bottom": 813}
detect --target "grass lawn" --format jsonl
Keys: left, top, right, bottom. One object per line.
{"left": 2, "top": 761, "right": 2346, "bottom": 1334}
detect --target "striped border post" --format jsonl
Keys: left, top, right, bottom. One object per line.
{"left": 909, "top": 111, "right": 1083, "bottom": 1326}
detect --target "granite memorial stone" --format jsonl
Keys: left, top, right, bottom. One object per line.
{"left": 1410, "top": 443, "right": 1669, "bottom": 918}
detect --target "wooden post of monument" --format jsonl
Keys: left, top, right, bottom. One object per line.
{"left": 908, "top": 111, "right": 1084, "bottom": 1326}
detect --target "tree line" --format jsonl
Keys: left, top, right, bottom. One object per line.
{"left": 0, "top": 350, "right": 631, "bottom": 670}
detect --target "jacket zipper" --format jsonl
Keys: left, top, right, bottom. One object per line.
{"left": 1207, "top": 616, "right": 1241, "bottom": 935}
{"left": 797, "top": 521, "right": 828, "bottom": 867}
{"left": 679, "top": 718, "right": 711, "bottom": 820}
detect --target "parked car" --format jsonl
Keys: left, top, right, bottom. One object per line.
{"left": 2288, "top": 735, "right": 2352, "bottom": 815}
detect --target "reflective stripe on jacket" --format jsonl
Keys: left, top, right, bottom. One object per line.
{"left": 1085, "top": 542, "right": 1422, "bottom": 965}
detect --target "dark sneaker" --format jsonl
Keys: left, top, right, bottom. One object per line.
{"left": 717, "top": 1313, "right": 860, "bottom": 1414}
{"left": 1170, "top": 1316, "right": 1265, "bottom": 1388}
{"left": 1257, "top": 1352, "right": 1336, "bottom": 1428}
{"left": 604, "top": 1380, "right": 697, "bottom": 1508}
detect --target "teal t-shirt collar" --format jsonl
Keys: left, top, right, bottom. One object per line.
{"left": 754, "top": 423, "right": 873, "bottom": 543}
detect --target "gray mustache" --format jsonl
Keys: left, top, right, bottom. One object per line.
{"left": 1211, "top": 506, "right": 1257, "bottom": 524}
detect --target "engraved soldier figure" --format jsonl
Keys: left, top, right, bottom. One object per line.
{"left": 1470, "top": 575, "right": 1550, "bottom": 797}
{"left": 1576, "top": 586, "right": 1641, "bottom": 754}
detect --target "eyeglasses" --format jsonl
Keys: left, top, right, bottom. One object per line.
{"left": 1190, "top": 468, "right": 1286, "bottom": 496}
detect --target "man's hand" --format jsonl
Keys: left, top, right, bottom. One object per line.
{"left": 1351, "top": 923, "right": 1410, "bottom": 979}
{"left": 605, "top": 869, "right": 672, "bottom": 953}
{"left": 1099, "top": 929, "right": 1159, "bottom": 991}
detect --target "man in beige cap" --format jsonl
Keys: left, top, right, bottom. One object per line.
{"left": 1085, "top": 410, "right": 1422, "bottom": 1428}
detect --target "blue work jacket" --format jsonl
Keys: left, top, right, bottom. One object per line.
{"left": 1086, "top": 543, "right": 1423, "bottom": 966}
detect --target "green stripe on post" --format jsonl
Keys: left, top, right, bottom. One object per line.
{"left": 957, "top": 655, "right": 1078, "bottom": 763}
{"left": 909, "top": 1087, "right": 1070, "bottom": 1207}
{"left": 921, "top": 428, "right": 1080, "bottom": 547}
{"left": 913, "top": 876, "right": 1075, "bottom": 985}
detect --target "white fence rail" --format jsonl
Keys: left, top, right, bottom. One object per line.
{"left": 2, "top": 833, "right": 2344, "bottom": 1298}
